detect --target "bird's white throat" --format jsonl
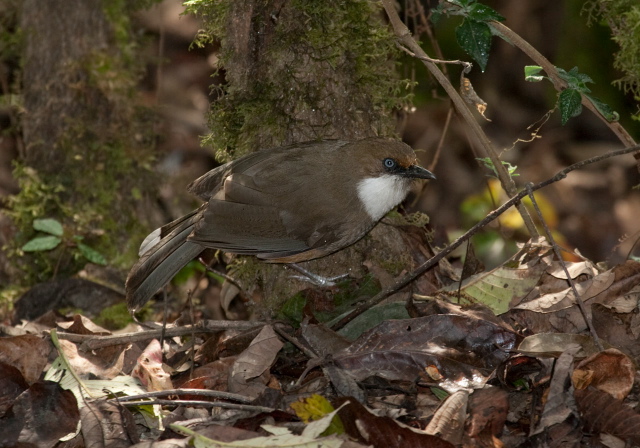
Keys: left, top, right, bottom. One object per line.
{"left": 357, "top": 175, "right": 409, "bottom": 221}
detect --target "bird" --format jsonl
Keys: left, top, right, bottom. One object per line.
{"left": 125, "top": 138, "right": 435, "bottom": 311}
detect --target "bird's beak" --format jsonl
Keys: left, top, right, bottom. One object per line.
{"left": 403, "top": 164, "right": 436, "bottom": 180}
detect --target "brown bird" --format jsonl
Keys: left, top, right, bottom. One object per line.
{"left": 126, "top": 138, "right": 435, "bottom": 311}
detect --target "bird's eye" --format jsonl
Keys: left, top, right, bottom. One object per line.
{"left": 383, "top": 158, "right": 396, "bottom": 169}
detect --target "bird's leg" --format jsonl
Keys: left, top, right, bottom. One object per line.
{"left": 287, "top": 263, "right": 350, "bottom": 287}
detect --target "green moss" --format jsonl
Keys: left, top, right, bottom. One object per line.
{"left": 4, "top": 2, "right": 159, "bottom": 288}
{"left": 584, "top": 0, "right": 640, "bottom": 117}
{"left": 0, "top": 0, "right": 21, "bottom": 65}
{"left": 94, "top": 302, "right": 135, "bottom": 330}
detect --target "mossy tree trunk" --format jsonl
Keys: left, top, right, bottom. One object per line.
{"left": 187, "top": 0, "right": 424, "bottom": 310}
{"left": 12, "top": 0, "right": 157, "bottom": 284}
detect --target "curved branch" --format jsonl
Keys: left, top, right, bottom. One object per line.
{"left": 381, "top": 0, "right": 539, "bottom": 237}
{"left": 490, "top": 21, "right": 637, "bottom": 150}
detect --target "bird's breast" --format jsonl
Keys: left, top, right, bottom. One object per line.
{"left": 356, "top": 175, "right": 410, "bottom": 221}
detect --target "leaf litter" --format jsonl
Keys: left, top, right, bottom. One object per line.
{"left": 3, "top": 238, "right": 640, "bottom": 446}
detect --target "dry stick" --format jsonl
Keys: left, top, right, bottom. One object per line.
{"left": 55, "top": 320, "right": 265, "bottom": 350}
{"left": 114, "top": 388, "right": 253, "bottom": 403}
{"left": 332, "top": 143, "right": 640, "bottom": 331}
{"left": 525, "top": 184, "right": 603, "bottom": 351}
{"left": 490, "top": 22, "right": 636, "bottom": 150}
{"left": 429, "top": 106, "right": 453, "bottom": 173}
{"left": 381, "top": 0, "right": 539, "bottom": 238}
{"left": 273, "top": 323, "right": 319, "bottom": 360}
{"left": 120, "top": 399, "right": 274, "bottom": 413}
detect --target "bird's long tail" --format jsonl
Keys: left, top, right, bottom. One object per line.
{"left": 125, "top": 209, "right": 204, "bottom": 311}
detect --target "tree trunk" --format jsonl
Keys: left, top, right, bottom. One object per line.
{"left": 189, "top": 0, "right": 426, "bottom": 311}
{"left": 14, "top": 0, "right": 156, "bottom": 282}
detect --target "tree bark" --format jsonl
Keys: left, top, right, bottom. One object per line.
{"left": 192, "top": 0, "right": 428, "bottom": 309}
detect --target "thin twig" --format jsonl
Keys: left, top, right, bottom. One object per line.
{"left": 332, "top": 143, "right": 640, "bottom": 330}
{"left": 198, "top": 257, "right": 249, "bottom": 296}
{"left": 54, "top": 320, "right": 265, "bottom": 350}
{"left": 525, "top": 184, "right": 603, "bottom": 350}
{"left": 489, "top": 21, "right": 636, "bottom": 150}
{"left": 273, "top": 323, "right": 319, "bottom": 360}
{"left": 397, "top": 43, "right": 472, "bottom": 71}
{"left": 113, "top": 388, "right": 253, "bottom": 403}
{"left": 429, "top": 106, "right": 453, "bottom": 173}
{"left": 119, "top": 399, "right": 274, "bottom": 413}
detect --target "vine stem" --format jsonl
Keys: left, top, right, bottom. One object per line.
{"left": 489, "top": 21, "right": 637, "bottom": 151}
{"left": 380, "top": 0, "right": 539, "bottom": 238}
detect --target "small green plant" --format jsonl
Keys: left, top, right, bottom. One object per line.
{"left": 432, "top": 1, "right": 621, "bottom": 126}
{"left": 477, "top": 157, "right": 519, "bottom": 178}
{"left": 21, "top": 218, "right": 107, "bottom": 266}
{"left": 525, "top": 65, "right": 619, "bottom": 125}
{"left": 431, "top": 0, "right": 505, "bottom": 72}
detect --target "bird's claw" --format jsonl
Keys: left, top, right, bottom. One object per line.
{"left": 288, "top": 264, "right": 350, "bottom": 287}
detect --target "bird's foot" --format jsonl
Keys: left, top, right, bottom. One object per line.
{"left": 287, "top": 263, "right": 350, "bottom": 287}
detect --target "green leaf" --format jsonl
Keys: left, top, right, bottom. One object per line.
{"left": 558, "top": 88, "right": 583, "bottom": 125}
{"left": 476, "top": 158, "right": 518, "bottom": 178}
{"left": 585, "top": 94, "right": 620, "bottom": 122}
{"left": 467, "top": 3, "right": 505, "bottom": 22}
{"left": 456, "top": 19, "right": 492, "bottom": 72}
{"left": 431, "top": 387, "right": 450, "bottom": 400}
{"left": 173, "top": 259, "right": 205, "bottom": 285}
{"left": 33, "top": 218, "right": 63, "bottom": 236}
{"left": 22, "top": 235, "right": 62, "bottom": 252}
{"left": 77, "top": 243, "right": 107, "bottom": 265}
{"left": 430, "top": 9, "right": 444, "bottom": 25}
{"left": 556, "top": 66, "right": 593, "bottom": 92}
{"left": 524, "top": 65, "right": 545, "bottom": 82}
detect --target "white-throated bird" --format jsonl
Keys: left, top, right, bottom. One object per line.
{"left": 126, "top": 138, "right": 435, "bottom": 311}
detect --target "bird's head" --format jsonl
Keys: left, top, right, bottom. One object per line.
{"left": 348, "top": 139, "right": 435, "bottom": 221}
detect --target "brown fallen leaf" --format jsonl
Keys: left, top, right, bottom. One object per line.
{"left": 510, "top": 261, "right": 640, "bottom": 334}
{"left": 467, "top": 387, "right": 509, "bottom": 445}
{"left": 132, "top": 339, "right": 173, "bottom": 391}
{"left": 334, "top": 396, "right": 455, "bottom": 448}
{"left": 80, "top": 399, "right": 139, "bottom": 446}
{"left": 0, "top": 334, "right": 51, "bottom": 384}
{"left": 333, "top": 314, "right": 518, "bottom": 392}
{"left": 228, "top": 325, "right": 283, "bottom": 399}
{"left": 572, "top": 349, "right": 634, "bottom": 400}
{"left": 0, "top": 362, "right": 29, "bottom": 417}
{"left": 0, "top": 381, "right": 79, "bottom": 448}
{"left": 576, "top": 387, "right": 640, "bottom": 444}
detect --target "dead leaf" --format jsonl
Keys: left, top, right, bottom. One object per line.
{"left": 335, "top": 396, "right": 455, "bottom": 447}
{"left": 0, "top": 362, "right": 29, "bottom": 417}
{"left": 518, "top": 333, "right": 611, "bottom": 358}
{"left": 333, "top": 314, "right": 518, "bottom": 392}
{"left": 81, "top": 399, "right": 139, "bottom": 447}
{"left": 425, "top": 390, "right": 468, "bottom": 445}
{"left": 576, "top": 387, "right": 640, "bottom": 444}
{"left": 132, "top": 339, "right": 173, "bottom": 391}
{"left": 59, "top": 338, "right": 127, "bottom": 380}
{"left": 572, "top": 349, "right": 634, "bottom": 400}
{"left": 229, "top": 325, "right": 283, "bottom": 399}
{"left": 467, "top": 387, "right": 509, "bottom": 442}
{"left": 441, "top": 239, "right": 553, "bottom": 314}
{"left": 530, "top": 347, "right": 581, "bottom": 441}
{"left": 0, "top": 334, "right": 51, "bottom": 384}
{"left": 510, "top": 261, "right": 640, "bottom": 334}
{"left": 0, "top": 381, "right": 79, "bottom": 448}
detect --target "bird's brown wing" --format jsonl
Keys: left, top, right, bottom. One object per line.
{"left": 187, "top": 140, "right": 349, "bottom": 201}
{"left": 187, "top": 142, "right": 355, "bottom": 259}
